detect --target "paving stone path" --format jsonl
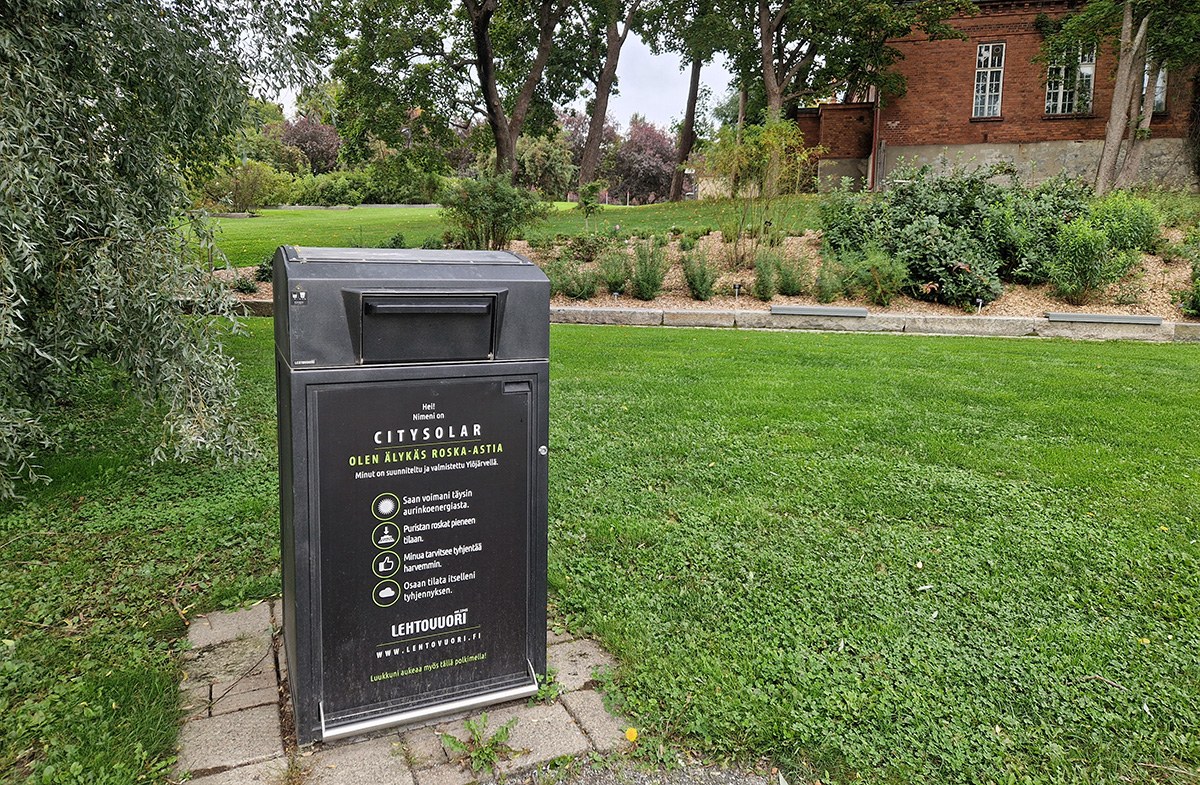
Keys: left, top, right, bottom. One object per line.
{"left": 176, "top": 602, "right": 659, "bottom": 784}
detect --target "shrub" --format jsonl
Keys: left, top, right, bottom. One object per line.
{"left": 254, "top": 256, "right": 273, "bottom": 283}
{"left": 682, "top": 251, "right": 718, "bottom": 301}
{"left": 439, "top": 175, "right": 550, "bottom": 250}
{"left": 1045, "top": 219, "right": 1115, "bottom": 305}
{"left": 231, "top": 275, "right": 258, "bottom": 294}
{"left": 847, "top": 244, "right": 908, "bottom": 306}
{"left": 679, "top": 236, "right": 697, "bottom": 252}
{"left": 980, "top": 175, "right": 1092, "bottom": 284}
{"left": 289, "top": 171, "right": 369, "bottom": 206}
{"left": 381, "top": 231, "right": 407, "bottom": 249}
{"left": 524, "top": 234, "right": 554, "bottom": 251}
{"left": 597, "top": 251, "right": 631, "bottom": 295}
{"left": 568, "top": 232, "right": 612, "bottom": 265}
{"left": 893, "top": 215, "right": 1002, "bottom": 307}
{"left": 1089, "top": 191, "right": 1160, "bottom": 253}
{"left": 545, "top": 253, "right": 598, "bottom": 300}
{"left": 752, "top": 250, "right": 778, "bottom": 301}
{"left": 776, "top": 254, "right": 809, "bottom": 296}
{"left": 815, "top": 262, "right": 846, "bottom": 303}
{"left": 421, "top": 236, "right": 444, "bottom": 250}
{"left": 1175, "top": 263, "right": 1200, "bottom": 317}
{"left": 720, "top": 223, "right": 739, "bottom": 244}
{"left": 629, "top": 241, "right": 669, "bottom": 300}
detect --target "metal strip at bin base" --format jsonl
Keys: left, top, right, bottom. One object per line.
{"left": 318, "top": 661, "right": 540, "bottom": 741}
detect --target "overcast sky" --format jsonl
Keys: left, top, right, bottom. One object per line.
{"left": 280, "top": 38, "right": 734, "bottom": 134}
{"left": 583, "top": 37, "right": 734, "bottom": 132}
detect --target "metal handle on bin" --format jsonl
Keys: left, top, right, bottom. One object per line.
{"left": 363, "top": 299, "right": 492, "bottom": 316}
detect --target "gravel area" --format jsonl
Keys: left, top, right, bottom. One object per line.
{"left": 217, "top": 233, "right": 1197, "bottom": 322}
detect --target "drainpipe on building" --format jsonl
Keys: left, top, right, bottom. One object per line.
{"left": 868, "top": 85, "right": 881, "bottom": 191}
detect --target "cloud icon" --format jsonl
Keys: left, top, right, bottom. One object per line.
{"left": 378, "top": 586, "right": 396, "bottom": 599}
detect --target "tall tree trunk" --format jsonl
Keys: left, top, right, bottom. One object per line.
{"left": 463, "top": 0, "right": 512, "bottom": 174}
{"left": 669, "top": 56, "right": 703, "bottom": 201}
{"left": 1114, "top": 59, "right": 1160, "bottom": 190}
{"left": 1095, "top": 0, "right": 1149, "bottom": 195}
{"left": 758, "top": 0, "right": 787, "bottom": 196}
{"left": 578, "top": 1, "right": 640, "bottom": 186}
{"left": 464, "top": 0, "right": 565, "bottom": 176}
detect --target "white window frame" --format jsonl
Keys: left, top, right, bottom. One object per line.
{"left": 1142, "top": 64, "right": 1168, "bottom": 113}
{"left": 1045, "top": 45, "right": 1096, "bottom": 115}
{"left": 973, "top": 43, "right": 1005, "bottom": 118}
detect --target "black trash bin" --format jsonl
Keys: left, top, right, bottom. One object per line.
{"left": 274, "top": 246, "right": 549, "bottom": 744}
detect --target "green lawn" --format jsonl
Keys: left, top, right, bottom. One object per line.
{"left": 212, "top": 196, "right": 820, "bottom": 267}
{"left": 1, "top": 324, "right": 1198, "bottom": 783}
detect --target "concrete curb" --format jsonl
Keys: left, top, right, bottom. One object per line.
{"left": 237, "top": 300, "right": 1199, "bottom": 343}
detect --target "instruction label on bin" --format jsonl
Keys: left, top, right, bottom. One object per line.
{"left": 312, "top": 376, "right": 532, "bottom": 719}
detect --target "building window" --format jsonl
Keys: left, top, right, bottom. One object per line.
{"left": 973, "top": 43, "right": 1005, "bottom": 118}
{"left": 1045, "top": 46, "right": 1095, "bottom": 115}
{"left": 1152, "top": 68, "right": 1167, "bottom": 113}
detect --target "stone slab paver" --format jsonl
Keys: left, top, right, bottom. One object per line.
{"left": 413, "top": 763, "right": 477, "bottom": 785}
{"left": 561, "top": 690, "right": 630, "bottom": 754}
{"left": 176, "top": 705, "right": 283, "bottom": 775}
{"left": 402, "top": 726, "right": 450, "bottom": 769}
{"left": 548, "top": 639, "right": 616, "bottom": 692}
{"left": 178, "top": 602, "right": 637, "bottom": 783}
{"left": 183, "top": 634, "right": 273, "bottom": 683}
{"left": 210, "top": 663, "right": 277, "bottom": 699}
{"left": 187, "top": 758, "right": 291, "bottom": 784}
{"left": 188, "top": 602, "right": 272, "bottom": 650}
{"left": 309, "top": 733, "right": 413, "bottom": 785}
{"left": 435, "top": 701, "right": 591, "bottom": 776}
{"left": 210, "top": 685, "right": 278, "bottom": 717}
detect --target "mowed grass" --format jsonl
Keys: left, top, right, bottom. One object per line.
{"left": 546, "top": 327, "right": 1200, "bottom": 782}
{"left": 212, "top": 196, "right": 820, "bottom": 267}
{"left": 0, "top": 322, "right": 1197, "bottom": 783}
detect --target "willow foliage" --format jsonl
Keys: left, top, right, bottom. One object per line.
{"left": 0, "top": 0, "right": 309, "bottom": 497}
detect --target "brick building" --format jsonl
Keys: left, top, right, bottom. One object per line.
{"left": 804, "top": 0, "right": 1198, "bottom": 190}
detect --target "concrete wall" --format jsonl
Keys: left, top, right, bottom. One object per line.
{"left": 878, "top": 138, "right": 1199, "bottom": 190}
{"left": 817, "top": 159, "right": 869, "bottom": 192}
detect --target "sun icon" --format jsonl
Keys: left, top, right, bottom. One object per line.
{"left": 372, "top": 493, "right": 400, "bottom": 520}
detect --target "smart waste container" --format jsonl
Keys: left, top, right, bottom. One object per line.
{"left": 274, "top": 246, "right": 549, "bottom": 745}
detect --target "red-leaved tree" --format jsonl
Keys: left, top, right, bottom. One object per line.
{"left": 282, "top": 115, "right": 343, "bottom": 174}
{"left": 612, "top": 115, "right": 676, "bottom": 204}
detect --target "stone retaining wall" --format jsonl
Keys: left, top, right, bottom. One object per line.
{"left": 236, "top": 300, "right": 1200, "bottom": 343}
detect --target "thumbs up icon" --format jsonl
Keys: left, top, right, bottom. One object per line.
{"left": 374, "top": 551, "right": 399, "bottom": 577}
